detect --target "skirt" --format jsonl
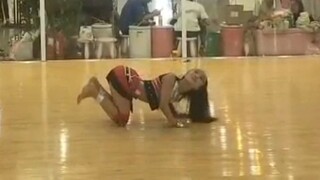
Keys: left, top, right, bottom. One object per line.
{"left": 106, "top": 65, "right": 141, "bottom": 111}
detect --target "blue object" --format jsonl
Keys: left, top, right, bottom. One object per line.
{"left": 119, "top": 0, "right": 149, "bottom": 35}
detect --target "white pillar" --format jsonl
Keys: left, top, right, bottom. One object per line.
{"left": 7, "top": 0, "right": 14, "bottom": 24}
{"left": 39, "top": 0, "right": 46, "bottom": 61}
{"left": 181, "top": 0, "right": 187, "bottom": 58}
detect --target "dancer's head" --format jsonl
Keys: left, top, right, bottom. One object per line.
{"left": 180, "top": 69, "right": 216, "bottom": 123}
{"left": 183, "top": 69, "right": 207, "bottom": 91}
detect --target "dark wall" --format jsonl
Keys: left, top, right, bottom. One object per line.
{"left": 82, "top": 0, "right": 114, "bottom": 24}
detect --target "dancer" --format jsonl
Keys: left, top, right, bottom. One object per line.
{"left": 77, "top": 65, "right": 216, "bottom": 127}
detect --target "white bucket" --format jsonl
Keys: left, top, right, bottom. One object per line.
{"left": 129, "top": 26, "right": 151, "bottom": 58}
{"left": 92, "top": 23, "right": 113, "bottom": 38}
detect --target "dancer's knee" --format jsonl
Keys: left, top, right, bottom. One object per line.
{"left": 113, "top": 113, "right": 130, "bottom": 127}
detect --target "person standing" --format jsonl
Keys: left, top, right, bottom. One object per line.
{"left": 119, "top": 0, "right": 160, "bottom": 35}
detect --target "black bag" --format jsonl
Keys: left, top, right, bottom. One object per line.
{"left": 169, "top": 18, "right": 177, "bottom": 25}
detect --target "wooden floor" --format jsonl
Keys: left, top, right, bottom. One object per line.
{"left": 1, "top": 56, "right": 320, "bottom": 179}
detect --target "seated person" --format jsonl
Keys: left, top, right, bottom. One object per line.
{"left": 172, "top": 0, "right": 209, "bottom": 38}
{"left": 119, "top": 0, "right": 160, "bottom": 35}
{"left": 258, "top": 0, "right": 275, "bottom": 20}
{"left": 170, "top": 0, "right": 209, "bottom": 55}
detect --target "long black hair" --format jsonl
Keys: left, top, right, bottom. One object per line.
{"left": 169, "top": 80, "right": 217, "bottom": 123}
{"left": 186, "top": 81, "right": 217, "bottom": 123}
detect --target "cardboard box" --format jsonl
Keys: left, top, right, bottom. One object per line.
{"left": 225, "top": 5, "right": 244, "bottom": 25}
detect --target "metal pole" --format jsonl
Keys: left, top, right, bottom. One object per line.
{"left": 39, "top": 0, "right": 46, "bottom": 61}
{"left": 181, "top": 0, "right": 187, "bottom": 58}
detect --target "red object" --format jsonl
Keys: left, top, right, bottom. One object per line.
{"left": 152, "top": 26, "right": 174, "bottom": 58}
{"left": 55, "top": 31, "right": 67, "bottom": 59}
{"left": 221, "top": 25, "right": 244, "bottom": 56}
{"left": 281, "top": 0, "right": 291, "bottom": 8}
{"left": 255, "top": 29, "right": 319, "bottom": 56}
{"left": 106, "top": 65, "right": 143, "bottom": 127}
{"left": 46, "top": 30, "right": 67, "bottom": 60}
{"left": 107, "top": 65, "right": 142, "bottom": 97}
{"left": 46, "top": 31, "right": 56, "bottom": 59}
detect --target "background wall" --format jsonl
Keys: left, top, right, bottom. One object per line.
{"left": 232, "top": 0, "right": 320, "bottom": 19}
{"left": 116, "top": 0, "right": 319, "bottom": 25}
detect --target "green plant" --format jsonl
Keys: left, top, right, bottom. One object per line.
{"left": 20, "top": 0, "right": 39, "bottom": 30}
{"left": 45, "top": 0, "right": 83, "bottom": 36}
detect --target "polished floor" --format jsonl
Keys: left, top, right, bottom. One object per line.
{"left": 1, "top": 56, "right": 320, "bottom": 179}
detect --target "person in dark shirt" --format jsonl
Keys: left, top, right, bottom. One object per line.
{"left": 290, "top": 0, "right": 314, "bottom": 27}
{"left": 119, "top": 0, "right": 160, "bottom": 35}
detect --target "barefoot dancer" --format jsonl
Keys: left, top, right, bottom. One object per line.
{"left": 77, "top": 65, "right": 216, "bottom": 127}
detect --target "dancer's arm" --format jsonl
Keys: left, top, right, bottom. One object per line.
{"left": 159, "top": 74, "right": 181, "bottom": 127}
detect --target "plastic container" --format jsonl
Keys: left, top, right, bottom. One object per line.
{"left": 221, "top": 25, "right": 244, "bottom": 56}
{"left": 129, "top": 26, "right": 151, "bottom": 58}
{"left": 206, "top": 32, "right": 221, "bottom": 57}
{"left": 151, "top": 26, "right": 174, "bottom": 58}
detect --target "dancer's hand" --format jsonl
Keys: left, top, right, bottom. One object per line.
{"left": 176, "top": 121, "right": 188, "bottom": 128}
{"left": 166, "top": 118, "right": 189, "bottom": 128}
{"left": 177, "top": 118, "right": 191, "bottom": 127}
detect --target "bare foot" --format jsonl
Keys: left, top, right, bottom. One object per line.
{"left": 77, "top": 81, "right": 97, "bottom": 104}
{"left": 89, "top": 76, "right": 101, "bottom": 89}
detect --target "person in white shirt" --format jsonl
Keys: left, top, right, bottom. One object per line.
{"left": 170, "top": 0, "right": 209, "bottom": 53}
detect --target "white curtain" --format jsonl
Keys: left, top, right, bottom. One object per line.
{"left": 302, "top": 0, "right": 320, "bottom": 19}
{"left": 7, "top": 0, "right": 14, "bottom": 24}
{"left": 274, "top": 0, "right": 282, "bottom": 9}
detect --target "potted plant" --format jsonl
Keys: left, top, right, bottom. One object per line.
{"left": 45, "top": 0, "right": 83, "bottom": 59}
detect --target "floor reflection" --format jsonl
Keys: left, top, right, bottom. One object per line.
{"left": 1, "top": 58, "right": 320, "bottom": 178}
